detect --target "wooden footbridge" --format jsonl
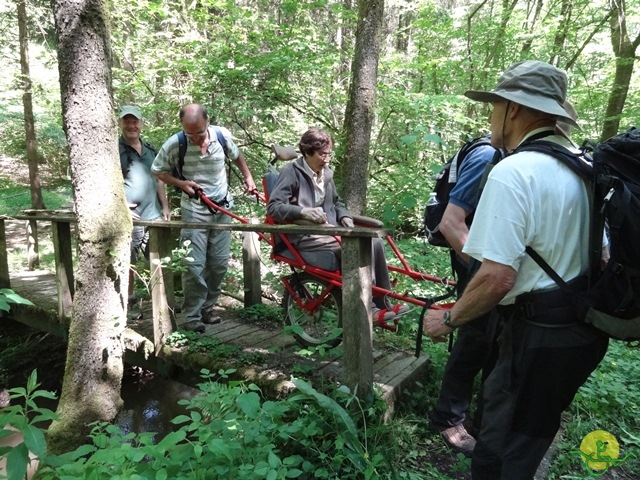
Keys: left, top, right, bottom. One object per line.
{"left": 0, "top": 211, "right": 430, "bottom": 410}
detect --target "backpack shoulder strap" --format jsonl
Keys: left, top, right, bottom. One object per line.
{"left": 212, "top": 126, "right": 229, "bottom": 158}
{"left": 119, "top": 140, "right": 132, "bottom": 178}
{"left": 516, "top": 140, "right": 592, "bottom": 181}
{"left": 142, "top": 139, "right": 157, "bottom": 157}
{"left": 176, "top": 131, "right": 187, "bottom": 179}
{"left": 477, "top": 148, "right": 505, "bottom": 196}
{"left": 525, "top": 246, "right": 571, "bottom": 291}
{"left": 449, "top": 137, "right": 493, "bottom": 183}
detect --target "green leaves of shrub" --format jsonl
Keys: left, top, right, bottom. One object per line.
{"left": 1, "top": 371, "right": 391, "bottom": 479}
{"left": 0, "top": 288, "right": 34, "bottom": 313}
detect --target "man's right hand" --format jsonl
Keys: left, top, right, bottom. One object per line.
{"left": 128, "top": 203, "right": 141, "bottom": 220}
{"left": 180, "top": 180, "right": 200, "bottom": 197}
{"left": 300, "top": 207, "right": 328, "bottom": 224}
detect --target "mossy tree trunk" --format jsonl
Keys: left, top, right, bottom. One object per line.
{"left": 600, "top": 0, "right": 640, "bottom": 142}
{"left": 48, "top": 0, "right": 131, "bottom": 454}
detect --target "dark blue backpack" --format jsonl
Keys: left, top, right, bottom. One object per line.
{"left": 424, "top": 137, "right": 495, "bottom": 247}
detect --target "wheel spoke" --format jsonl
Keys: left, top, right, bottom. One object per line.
{"left": 283, "top": 273, "right": 342, "bottom": 347}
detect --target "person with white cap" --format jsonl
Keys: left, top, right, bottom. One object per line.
{"left": 423, "top": 61, "right": 609, "bottom": 478}
{"left": 118, "top": 105, "right": 170, "bottom": 312}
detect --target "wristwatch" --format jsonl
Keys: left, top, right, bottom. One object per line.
{"left": 442, "top": 310, "right": 457, "bottom": 329}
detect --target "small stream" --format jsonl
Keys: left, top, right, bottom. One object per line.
{"left": 116, "top": 368, "right": 200, "bottom": 441}
{"left": 0, "top": 369, "right": 199, "bottom": 478}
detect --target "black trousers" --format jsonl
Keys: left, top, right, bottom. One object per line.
{"left": 471, "top": 312, "right": 609, "bottom": 479}
{"left": 430, "top": 254, "right": 501, "bottom": 430}
{"left": 431, "top": 311, "right": 500, "bottom": 430}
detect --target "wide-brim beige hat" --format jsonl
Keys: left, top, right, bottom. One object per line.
{"left": 464, "top": 60, "right": 580, "bottom": 130}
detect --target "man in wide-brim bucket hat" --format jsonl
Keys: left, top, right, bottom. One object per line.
{"left": 464, "top": 60, "right": 580, "bottom": 134}
{"left": 423, "top": 60, "right": 609, "bottom": 479}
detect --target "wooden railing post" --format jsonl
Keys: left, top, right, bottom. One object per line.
{"left": 51, "top": 220, "right": 74, "bottom": 320}
{"left": 147, "top": 226, "right": 174, "bottom": 353}
{"left": 0, "top": 218, "right": 9, "bottom": 289}
{"left": 157, "top": 226, "right": 177, "bottom": 312}
{"left": 341, "top": 235, "right": 373, "bottom": 399}
{"left": 242, "top": 219, "right": 262, "bottom": 307}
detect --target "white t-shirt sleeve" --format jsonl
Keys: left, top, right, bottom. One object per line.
{"left": 463, "top": 158, "right": 529, "bottom": 270}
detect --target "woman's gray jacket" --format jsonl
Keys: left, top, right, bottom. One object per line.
{"left": 267, "top": 157, "right": 352, "bottom": 244}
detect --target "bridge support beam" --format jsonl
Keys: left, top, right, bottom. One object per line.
{"left": 52, "top": 221, "right": 74, "bottom": 321}
{"left": 341, "top": 236, "right": 374, "bottom": 400}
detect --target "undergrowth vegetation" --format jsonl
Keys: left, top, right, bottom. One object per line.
{"left": 5, "top": 340, "right": 638, "bottom": 479}
{"left": 0, "top": 183, "right": 72, "bottom": 216}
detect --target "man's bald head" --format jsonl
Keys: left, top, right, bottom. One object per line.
{"left": 179, "top": 104, "right": 208, "bottom": 123}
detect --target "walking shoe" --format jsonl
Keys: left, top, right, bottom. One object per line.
{"left": 440, "top": 424, "right": 476, "bottom": 455}
{"left": 181, "top": 321, "right": 206, "bottom": 333}
{"left": 201, "top": 309, "right": 222, "bottom": 325}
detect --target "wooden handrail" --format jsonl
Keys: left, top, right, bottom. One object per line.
{"left": 1, "top": 210, "right": 386, "bottom": 398}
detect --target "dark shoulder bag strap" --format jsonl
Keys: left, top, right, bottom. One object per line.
{"left": 176, "top": 131, "right": 187, "bottom": 179}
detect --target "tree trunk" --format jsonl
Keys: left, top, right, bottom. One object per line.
{"left": 601, "top": 0, "right": 640, "bottom": 141}
{"left": 48, "top": 0, "right": 131, "bottom": 454}
{"left": 17, "top": 0, "right": 45, "bottom": 270}
{"left": 549, "top": 0, "right": 572, "bottom": 65}
{"left": 519, "top": 0, "right": 544, "bottom": 57}
{"left": 341, "top": 0, "right": 384, "bottom": 214}
{"left": 338, "top": 0, "right": 353, "bottom": 90}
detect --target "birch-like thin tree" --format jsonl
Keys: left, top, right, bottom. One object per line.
{"left": 17, "top": 0, "right": 45, "bottom": 270}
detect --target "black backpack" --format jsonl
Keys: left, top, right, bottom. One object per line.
{"left": 171, "top": 126, "right": 229, "bottom": 182}
{"left": 516, "top": 129, "right": 640, "bottom": 341}
{"left": 424, "top": 137, "right": 495, "bottom": 247}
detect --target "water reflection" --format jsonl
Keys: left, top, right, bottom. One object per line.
{"left": 115, "top": 369, "right": 199, "bottom": 442}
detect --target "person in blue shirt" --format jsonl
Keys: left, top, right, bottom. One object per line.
{"left": 430, "top": 138, "right": 502, "bottom": 454}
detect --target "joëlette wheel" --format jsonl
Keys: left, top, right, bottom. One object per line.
{"left": 283, "top": 272, "right": 342, "bottom": 348}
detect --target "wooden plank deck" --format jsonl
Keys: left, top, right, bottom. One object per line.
{"left": 7, "top": 270, "right": 430, "bottom": 411}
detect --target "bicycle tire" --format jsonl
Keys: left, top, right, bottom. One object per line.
{"left": 283, "top": 272, "right": 342, "bottom": 348}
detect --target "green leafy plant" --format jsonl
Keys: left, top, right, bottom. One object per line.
{"left": 165, "top": 331, "right": 240, "bottom": 357}
{"left": 6, "top": 370, "right": 402, "bottom": 479}
{"left": 0, "top": 289, "right": 34, "bottom": 313}
{"left": 0, "top": 370, "right": 58, "bottom": 480}
{"left": 234, "top": 303, "right": 284, "bottom": 328}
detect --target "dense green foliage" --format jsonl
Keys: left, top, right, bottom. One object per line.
{"left": 3, "top": 0, "right": 640, "bottom": 230}
{"left": 1, "top": 370, "right": 412, "bottom": 479}
{"left": 2, "top": 0, "right": 640, "bottom": 477}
